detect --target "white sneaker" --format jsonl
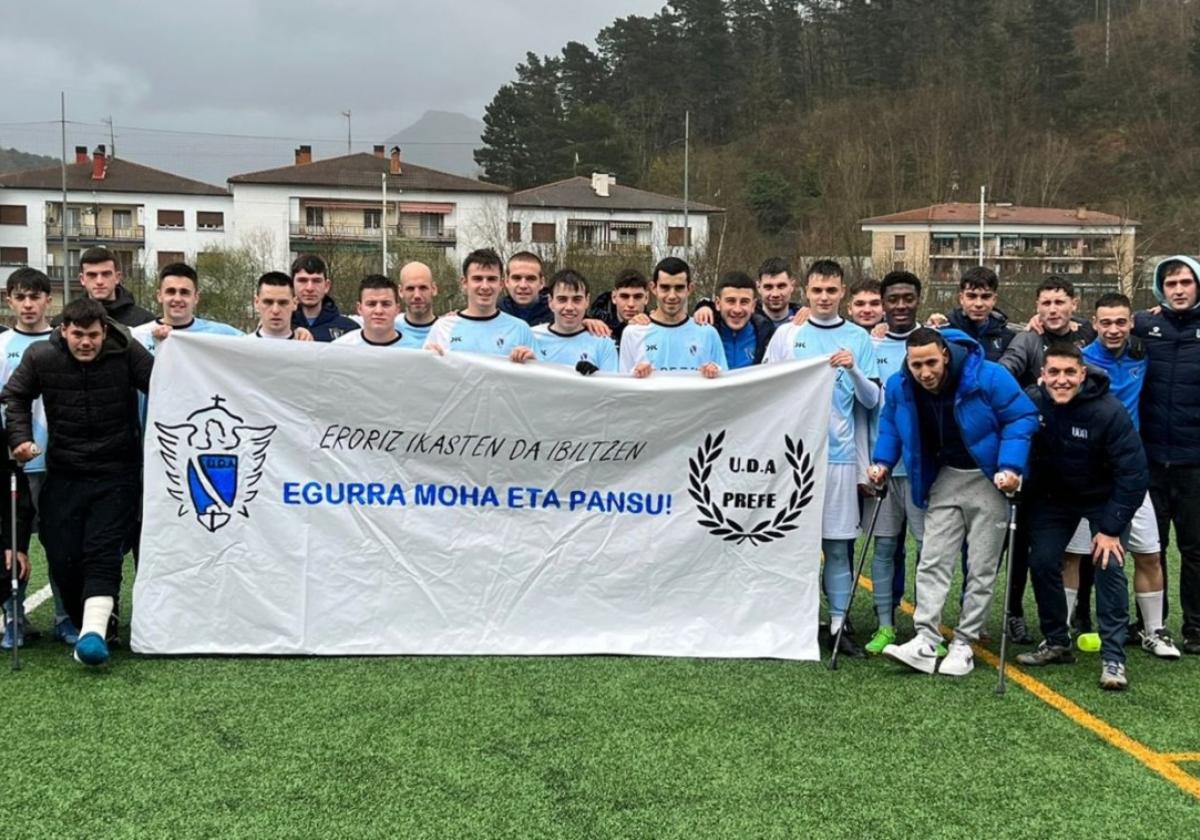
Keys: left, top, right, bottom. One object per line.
{"left": 938, "top": 641, "right": 974, "bottom": 676}
{"left": 882, "top": 636, "right": 940, "bottom": 674}
{"left": 1140, "top": 628, "right": 1182, "bottom": 660}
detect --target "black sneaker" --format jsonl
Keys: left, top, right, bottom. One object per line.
{"left": 834, "top": 630, "right": 867, "bottom": 659}
{"left": 1182, "top": 635, "right": 1200, "bottom": 656}
{"left": 105, "top": 614, "right": 122, "bottom": 649}
{"left": 1016, "top": 640, "right": 1076, "bottom": 666}
{"left": 1007, "top": 615, "right": 1035, "bottom": 645}
{"left": 1124, "top": 622, "right": 1142, "bottom": 647}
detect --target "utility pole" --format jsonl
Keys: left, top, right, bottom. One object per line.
{"left": 683, "top": 109, "right": 690, "bottom": 261}
{"left": 1104, "top": 0, "right": 1111, "bottom": 68}
{"left": 61, "top": 92, "right": 70, "bottom": 305}
{"left": 381, "top": 172, "right": 388, "bottom": 275}
{"left": 978, "top": 185, "right": 986, "bottom": 267}
{"left": 342, "top": 110, "right": 352, "bottom": 154}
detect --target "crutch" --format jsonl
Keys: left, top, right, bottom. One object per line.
{"left": 995, "top": 493, "right": 1020, "bottom": 695}
{"left": 830, "top": 481, "right": 888, "bottom": 671}
{"left": 9, "top": 462, "right": 21, "bottom": 672}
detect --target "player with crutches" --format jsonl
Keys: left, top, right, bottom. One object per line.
{"left": 868, "top": 328, "right": 1037, "bottom": 677}
{"left": 995, "top": 491, "right": 1020, "bottom": 694}
{"left": 829, "top": 481, "right": 887, "bottom": 670}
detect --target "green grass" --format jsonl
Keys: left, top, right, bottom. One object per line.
{"left": 2, "top": 539, "right": 1198, "bottom": 839}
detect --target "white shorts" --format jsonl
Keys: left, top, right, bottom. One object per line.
{"left": 862, "top": 474, "right": 925, "bottom": 542}
{"left": 822, "top": 463, "right": 862, "bottom": 540}
{"left": 1065, "top": 491, "right": 1159, "bottom": 555}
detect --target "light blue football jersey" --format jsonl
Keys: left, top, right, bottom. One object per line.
{"left": 399, "top": 316, "right": 436, "bottom": 349}
{"left": 532, "top": 324, "right": 618, "bottom": 372}
{"left": 618, "top": 319, "right": 727, "bottom": 373}
{"left": 0, "top": 328, "right": 53, "bottom": 473}
{"left": 764, "top": 319, "right": 879, "bottom": 465}
{"left": 131, "top": 317, "right": 243, "bottom": 353}
{"left": 423, "top": 311, "right": 536, "bottom": 358}
{"left": 872, "top": 331, "right": 912, "bottom": 476}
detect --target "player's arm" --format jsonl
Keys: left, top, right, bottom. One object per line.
{"left": 129, "top": 340, "right": 155, "bottom": 394}
{"left": 1, "top": 350, "right": 42, "bottom": 458}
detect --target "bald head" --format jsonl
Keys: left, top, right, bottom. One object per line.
{"left": 398, "top": 261, "right": 437, "bottom": 323}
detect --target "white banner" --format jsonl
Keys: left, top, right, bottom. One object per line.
{"left": 132, "top": 333, "right": 832, "bottom": 659}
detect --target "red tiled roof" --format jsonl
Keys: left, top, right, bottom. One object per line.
{"left": 0, "top": 157, "right": 228, "bottom": 196}
{"left": 228, "top": 153, "right": 507, "bottom": 193}
{"left": 860, "top": 203, "right": 1137, "bottom": 227}
{"left": 510, "top": 176, "right": 723, "bottom": 213}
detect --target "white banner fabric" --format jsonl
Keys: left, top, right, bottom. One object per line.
{"left": 131, "top": 333, "right": 833, "bottom": 659}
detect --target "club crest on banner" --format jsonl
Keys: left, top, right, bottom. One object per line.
{"left": 155, "top": 395, "right": 277, "bottom": 532}
{"left": 688, "top": 430, "right": 815, "bottom": 546}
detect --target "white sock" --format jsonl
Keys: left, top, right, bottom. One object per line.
{"left": 1064, "top": 588, "right": 1078, "bottom": 626}
{"left": 1136, "top": 590, "right": 1165, "bottom": 634}
{"left": 80, "top": 596, "right": 114, "bottom": 639}
{"left": 830, "top": 615, "right": 844, "bottom": 634}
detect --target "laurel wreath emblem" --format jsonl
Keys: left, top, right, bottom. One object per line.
{"left": 688, "top": 430, "right": 815, "bottom": 546}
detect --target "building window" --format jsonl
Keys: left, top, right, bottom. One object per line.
{"left": 667, "top": 226, "right": 692, "bottom": 247}
{"left": 531, "top": 222, "right": 556, "bottom": 244}
{"left": 157, "top": 209, "right": 185, "bottom": 229}
{"left": 157, "top": 251, "right": 185, "bottom": 270}
{"left": 197, "top": 211, "right": 224, "bottom": 230}
{"left": 0, "top": 205, "right": 27, "bottom": 226}
{"left": 0, "top": 247, "right": 28, "bottom": 265}
{"left": 305, "top": 206, "right": 324, "bottom": 228}
{"left": 894, "top": 234, "right": 906, "bottom": 252}
{"left": 112, "top": 210, "right": 133, "bottom": 230}
{"left": 507, "top": 221, "right": 521, "bottom": 242}
{"left": 419, "top": 214, "right": 442, "bottom": 238}
{"left": 363, "top": 209, "right": 381, "bottom": 229}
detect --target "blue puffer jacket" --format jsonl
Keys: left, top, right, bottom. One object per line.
{"left": 1133, "top": 254, "right": 1200, "bottom": 466}
{"left": 292, "top": 296, "right": 360, "bottom": 342}
{"left": 499, "top": 291, "right": 553, "bottom": 327}
{"left": 873, "top": 329, "right": 1038, "bottom": 508}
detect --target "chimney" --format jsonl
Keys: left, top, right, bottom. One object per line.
{"left": 373, "top": 144, "right": 385, "bottom": 158}
{"left": 389, "top": 146, "right": 402, "bottom": 175}
{"left": 74, "top": 145, "right": 88, "bottom": 165}
{"left": 91, "top": 145, "right": 107, "bottom": 180}
{"left": 590, "top": 172, "right": 616, "bottom": 197}
{"left": 1075, "top": 203, "right": 1088, "bottom": 221}
{"left": 294, "top": 145, "right": 312, "bottom": 166}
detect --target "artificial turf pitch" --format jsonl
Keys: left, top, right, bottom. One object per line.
{"left": 2, "top": 541, "right": 1198, "bottom": 838}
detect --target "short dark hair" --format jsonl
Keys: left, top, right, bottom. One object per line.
{"left": 256, "top": 271, "right": 294, "bottom": 293}
{"left": 880, "top": 270, "right": 922, "bottom": 297}
{"left": 549, "top": 268, "right": 589, "bottom": 296}
{"left": 507, "top": 251, "right": 544, "bottom": 276}
{"left": 849, "top": 278, "right": 881, "bottom": 298}
{"left": 906, "top": 326, "right": 947, "bottom": 351}
{"left": 290, "top": 253, "right": 327, "bottom": 278}
{"left": 805, "top": 259, "right": 843, "bottom": 283}
{"left": 1094, "top": 292, "right": 1132, "bottom": 312}
{"left": 462, "top": 248, "right": 503, "bottom": 277}
{"left": 359, "top": 274, "right": 398, "bottom": 300}
{"left": 614, "top": 268, "right": 649, "bottom": 291}
{"left": 1158, "top": 259, "right": 1197, "bottom": 281}
{"left": 716, "top": 271, "right": 756, "bottom": 296}
{"left": 60, "top": 297, "right": 107, "bottom": 328}
{"left": 79, "top": 246, "right": 118, "bottom": 269}
{"left": 758, "top": 256, "right": 791, "bottom": 279}
{"left": 1044, "top": 341, "right": 1084, "bottom": 364}
{"left": 959, "top": 266, "right": 999, "bottom": 292}
{"left": 1037, "top": 275, "right": 1076, "bottom": 298}
{"left": 6, "top": 267, "right": 52, "bottom": 296}
{"left": 651, "top": 256, "right": 691, "bottom": 285}
{"left": 158, "top": 262, "right": 198, "bottom": 288}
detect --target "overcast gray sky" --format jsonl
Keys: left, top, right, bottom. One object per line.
{"left": 0, "top": 0, "right": 664, "bottom": 183}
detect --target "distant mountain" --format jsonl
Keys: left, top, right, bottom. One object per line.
{"left": 0, "top": 147, "right": 58, "bottom": 175}
{"left": 384, "top": 111, "right": 484, "bottom": 177}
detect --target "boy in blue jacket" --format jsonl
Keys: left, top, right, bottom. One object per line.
{"left": 869, "top": 328, "right": 1037, "bottom": 677}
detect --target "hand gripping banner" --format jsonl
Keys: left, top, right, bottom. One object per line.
{"left": 132, "top": 333, "right": 833, "bottom": 659}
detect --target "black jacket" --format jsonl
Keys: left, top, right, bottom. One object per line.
{"left": 291, "top": 296, "right": 360, "bottom": 342}
{"left": 1025, "top": 370, "right": 1149, "bottom": 536}
{"left": 1134, "top": 304, "right": 1200, "bottom": 466}
{"left": 499, "top": 290, "right": 553, "bottom": 327}
{"left": 999, "top": 318, "right": 1097, "bottom": 389}
{"left": 947, "top": 308, "right": 1016, "bottom": 362}
{"left": 51, "top": 286, "right": 155, "bottom": 328}
{"left": 1, "top": 319, "right": 154, "bottom": 475}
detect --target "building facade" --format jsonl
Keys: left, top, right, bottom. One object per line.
{"left": 860, "top": 202, "right": 1138, "bottom": 290}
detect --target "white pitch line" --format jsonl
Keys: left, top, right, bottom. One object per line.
{"left": 22, "top": 584, "right": 52, "bottom": 613}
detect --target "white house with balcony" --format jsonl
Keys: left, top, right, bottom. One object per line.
{"left": 227, "top": 145, "right": 509, "bottom": 270}
{"left": 0, "top": 145, "right": 232, "bottom": 286}
{"left": 506, "top": 174, "right": 723, "bottom": 263}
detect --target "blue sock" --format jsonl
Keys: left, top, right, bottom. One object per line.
{"left": 823, "top": 538, "right": 853, "bottom": 628}
{"left": 872, "top": 536, "right": 898, "bottom": 626}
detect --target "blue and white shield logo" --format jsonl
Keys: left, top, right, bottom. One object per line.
{"left": 156, "top": 396, "right": 276, "bottom": 532}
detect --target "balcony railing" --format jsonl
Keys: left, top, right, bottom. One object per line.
{"left": 46, "top": 223, "right": 145, "bottom": 241}
{"left": 290, "top": 222, "right": 455, "bottom": 244}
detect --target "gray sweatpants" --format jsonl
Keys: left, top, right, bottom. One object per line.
{"left": 913, "top": 467, "right": 1009, "bottom": 646}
